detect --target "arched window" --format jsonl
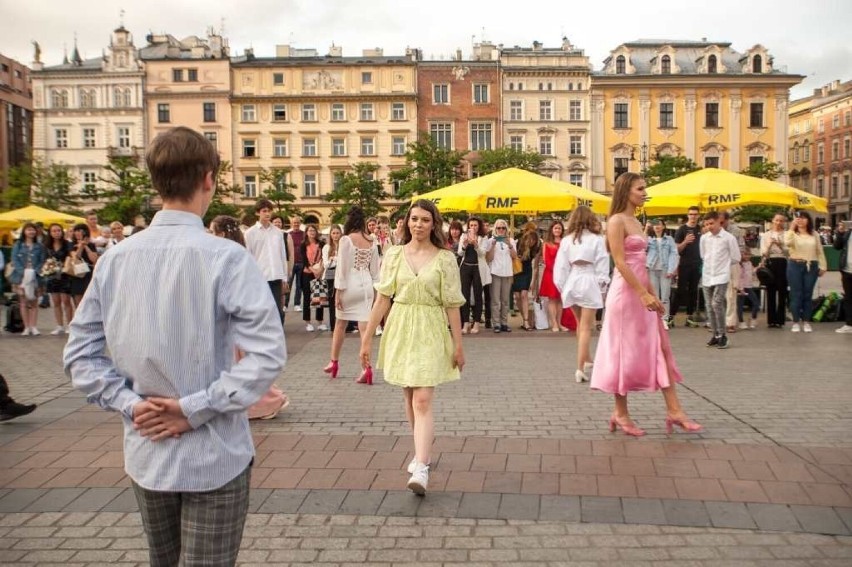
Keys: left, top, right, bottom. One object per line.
{"left": 80, "top": 88, "right": 95, "bottom": 109}
{"left": 708, "top": 55, "right": 717, "bottom": 74}
{"left": 52, "top": 89, "right": 68, "bottom": 108}
{"left": 509, "top": 83, "right": 514, "bottom": 91}
{"left": 616, "top": 55, "right": 626, "bottom": 74}
{"left": 661, "top": 55, "right": 671, "bottom": 74}
{"left": 113, "top": 87, "right": 123, "bottom": 107}
{"left": 122, "top": 88, "right": 132, "bottom": 107}
{"left": 752, "top": 54, "right": 762, "bottom": 73}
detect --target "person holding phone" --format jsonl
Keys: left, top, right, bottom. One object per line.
{"left": 483, "top": 219, "right": 518, "bottom": 333}
{"left": 68, "top": 224, "right": 99, "bottom": 307}
{"left": 785, "top": 211, "right": 827, "bottom": 333}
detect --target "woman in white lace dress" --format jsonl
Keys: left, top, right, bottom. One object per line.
{"left": 325, "top": 207, "right": 380, "bottom": 382}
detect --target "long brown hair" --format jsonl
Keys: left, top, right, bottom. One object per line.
{"left": 518, "top": 222, "right": 539, "bottom": 260}
{"left": 544, "top": 220, "right": 563, "bottom": 245}
{"left": 212, "top": 215, "right": 245, "bottom": 247}
{"left": 610, "top": 172, "right": 643, "bottom": 216}
{"left": 403, "top": 199, "right": 447, "bottom": 248}
{"left": 46, "top": 223, "right": 67, "bottom": 249}
{"left": 327, "top": 224, "right": 342, "bottom": 258}
{"left": 447, "top": 220, "right": 463, "bottom": 247}
{"left": 565, "top": 206, "right": 600, "bottom": 244}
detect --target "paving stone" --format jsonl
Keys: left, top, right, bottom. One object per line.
{"left": 25, "top": 488, "right": 87, "bottom": 513}
{"left": 416, "top": 491, "right": 462, "bottom": 518}
{"left": 580, "top": 496, "right": 624, "bottom": 524}
{"left": 100, "top": 489, "right": 138, "bottom": 512}
{"left": 297, "top": 490, "right": 347, "bottom": 515}
{"left": 247, "top": 488, "right": 271, "bottom": 513}
{"left": 497, "top": 494, "right": 539, "bottom": 520}
{"left": 705, "top": 501, "right": 758, "bottom": 529}
{"left": 0, "top": 489, "right": 47, "bottom": 513}
{"left": 376, "top": 491, "right": 421, "bottom": 517}
{"left": 661, "top": 499, "right": 711, "bottom": 527}
{"left": 538, "top": 495, "right": 581, "bottom": 522}
{"left": 457, "top": 493, "right": 501, "bottom": 519}
{"left": 338, "top": 490, "right": 385, "bottom": 516}
{"left": 836, "top": 507, "right": 852, "bottom": 532}
{"left": 63, "top": 488, "right": 126, "bottom": 512}
{"left": 256, "top": 489, "right": 309, "bottom": 514}
{"left": 747, "top": 503, "right": 803, "bottom": 532}
{"left": 790, "top": 505, "right": 850, "bottom": 535}
{"left": 622, "top": 497, "right": 667, "bottom": 525}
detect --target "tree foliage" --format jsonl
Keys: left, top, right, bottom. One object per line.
{"left": 474, "top": 147, "right": 545, "bottom": 176}
{"left": 643, "top": 155, "right": 701, "bottom": 187}
{"left": 95, "top": 156, "right": 155, "bottom": 225}
{"left": 259, "top": 166, "right": 299, "bottom": 217}
{"left": 1, "top": 159, "right": 35, "bottom": 210}
{"left": 325, "top": 162, "right": 388, "bottom": 223}
{"left": 29, "top": 158, "right": 79, "bottom": 212}
{"left": 203, "top": 160, "right": 244, "bottom": 225}
{"left": 388, "top": 133, "right": 466, "bottom": 200}
{"left": 736, "top": 160, "right": 788, "bottom": 222}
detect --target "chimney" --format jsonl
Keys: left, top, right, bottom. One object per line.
{"left": 276, "top": 44, "right": 291, "bottom": 57}
{"left": 832, "top": 79, "right": 841, "bottom": 91}
{"left": 362, "top": 47, "right": 383, "bottom": 57}
{"left": 456, "top": 48, "right": 462, "bottom": 61}
{"left": 328, "top": 43, "right": 342, "bottom": 57}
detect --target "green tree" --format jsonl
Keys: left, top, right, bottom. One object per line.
{"left": 203, "top": 160, "right": 244, "bottom": 225}
{"left": 96, "top": 156, "right": 155, "bottom": 225}
{"left": 388, "top": 133, "right": 466, "bottom": 200}
{"left": 30, "top": 158, "right": 80, "bottom": 211}
{"left": 474, "top": 146, "right": 545, "bottom": 176}
{"left": 1, "top": 159, "right": 35, "bottom": 210}
{"left": 259, "top": 166, "right": 299, "bottom": 217}
{"left": 643, "top": 155, "right": 701, "bottom": 186}
{"left": 325, "top": 162, "right": 388, "bottom": 223}
{"left": 736, "top": 160, "right": 788, "bottom": 222}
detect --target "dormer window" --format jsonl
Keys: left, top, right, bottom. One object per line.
{"left": 752, "top": 54, "right": 762, "bottom": 73}
{"left": 616, "top": 55, "right": 626, "bottom": 74}
{"left": 661, "top": 55, "right": 671, "bottom": 74}
{"left": 708, "top": 55, "right": 717, "bottom": 74}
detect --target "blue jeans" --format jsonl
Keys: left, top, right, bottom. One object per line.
{"left": 737, "top": 288, "right": 760, "bottom": 322}
{"left": 786, "top": 260, "right": 819, "bottom": 323}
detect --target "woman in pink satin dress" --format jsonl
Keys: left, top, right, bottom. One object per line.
{"left": 591, "top": 173, "right": 702, "bottom": 437}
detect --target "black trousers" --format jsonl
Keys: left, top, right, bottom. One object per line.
{"left": 483, "top": 284, "right": 492, "bottom": 324}
{"left": 267, "top": 280, "right": 284, "bottom": 326}
{"left": 326, "top": 281, "right": 337, "bottom": 329}
{"left": 765, "top": 258, "right": 788, "bottom": 326}
{"left": 843, "top": 271, "right": 852, "bottom": 326}
{"left": 300, "top": 272, "right": 323, "bottom": 322}
{"left": 677, "top": 263, "right": 701, "bottom": 317}
{"left": 459, "top": 263, "right": 482, "bottom": 324}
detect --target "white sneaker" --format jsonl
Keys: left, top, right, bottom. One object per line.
{"left": 50, "top": 326, "right": 64, "bottom": 336}
{"left": 21, "top": 327, "right": 32, "bottom": 336}
{"left": 30, "top": 327, "right": 41, "bottom": 336}
{"left": 294, "top": 305, "right": 302, "bottom": 312}
{"left": 791, "top": 323, "right": 801, "bottom": 333}
{"left": 407, "top": 457, "right": 432, "bottom": 474}
{"left": 737, "top": 322, "right": 748, "bottom": 330}
{"left": 574, "top": 369, "right": 589, "bottom": 383}
{"left": 835, "top": 324, "right": 852, "bottom": 334}
{"left": 407, "top": 462, "right": 429, "bottom": 495}
{"left": 305, "top": 324, "right": 315, "bottom": 332}
{"left": 317, "top": 324, "right": 329, "bottom": 332}
{"left": 749, "top": 319, "right": 757, "bottom": 329}
{"left": 375, "top": 326, "right": 383, "bottom": 337}
{"left": 662, "top": 318, "right": 670, "bottom": 331}
{"left": 803, "top": 323, "right": 813, "bottom": 333}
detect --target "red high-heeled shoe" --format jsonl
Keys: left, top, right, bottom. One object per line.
{"left": 609, "top": 415, "right": 646, "bottom": 437}
{"left": 356, "top": 365, "right": 373, "bottom": 385}
{"left": 665, "top": 416, "right": 703, "bottom": 435}
{"left": 323, "top": 360, "right": 339, "bottom": 379}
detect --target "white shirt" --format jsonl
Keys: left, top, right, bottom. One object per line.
{"left": 483, "top": 236, "right": 516, "bottom": 278}
{"left": 700, "top": 230, "right": 741, "bottom": 286}
{"left": 244, "top": 222, "right": 287, "bottom": 282}
{"left": 553, "top": 231, "right": 610, "bottom": 293}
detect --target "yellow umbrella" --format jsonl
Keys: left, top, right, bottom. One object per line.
{"left": 643, "top": 169, "right": 828, "bottom": 215}
{"left": 414, "top": 168, "right": 610, "bottom": 215}
{"left": 0, "top": 205, "right": 87, "bottom": 229}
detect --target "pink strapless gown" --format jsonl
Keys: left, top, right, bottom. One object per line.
{"left": 591, "top": 235, "right": 683, "bottom": 395}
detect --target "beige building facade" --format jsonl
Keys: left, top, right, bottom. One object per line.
{"left": 231, "top": 45, "right": 417, "bottom": 223}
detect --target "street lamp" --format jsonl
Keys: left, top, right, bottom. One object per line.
{"left": 629, "top": 143, "right": 662, "bottom": 172}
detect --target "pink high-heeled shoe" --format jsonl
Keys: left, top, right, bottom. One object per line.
{"left": 356, "top": 365, "right": 373, "bottom": 385}
{"left": 323, "top": 360, "right": 339, "bottom": 379}
{"left": 609, "top": 415, "right": 646, "bottom": 437}
{"left": 665, "top": 416, "right": 703, "bottom": 435}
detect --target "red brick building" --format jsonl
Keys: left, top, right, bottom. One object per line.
{"left": 0, "top": 53, "right": 33, "bottom": 192}
{"left": 811, "top": 80, "right": 852, "bottom": 226}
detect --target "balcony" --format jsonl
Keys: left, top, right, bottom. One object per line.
{"left": 108, "top": 146, "right": 142, "bottom": 160}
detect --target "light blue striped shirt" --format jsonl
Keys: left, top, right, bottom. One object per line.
{"left": 63, "top": 210, "right": 287, "bottom": 491}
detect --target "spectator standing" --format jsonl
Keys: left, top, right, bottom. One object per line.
{"left": 106, "top": 221, "right": 126, "bottom": 249}
{"left": 287, "top": 216, "right": 305, "bottom": 312}
{"left": 322, "top": 225, "right": 343, "bottom": 331}
{"left": 44, "top": 223, "right": 75, "bottom": 334}
{"left": 512, "top": 222, "right": 541, "bottom": 331}
{"left": 759, "top": 212, "right": 789, "bottom": 328}
{"left": 700, "top": 212, "right": 741, "bottom": 349}
{"left": 299, "top": 224, "right": 326, "bottom": 331}
{"left": 538, "top": 221, "right": 568, "bottom": 332}
{"left": 84, "top": 210, "right": 107, "bottom": 252}
{"left": 674, "top": 206, "right": 703, "bottom": 327}
{"left": 721, "top": 211, "right": 745, "bottom": 332}
{"left": 483, "top": 219, "right": 518, "bottom": 333}
{"left": 9, "top": 222, "right": 46, "bottom": 336}
{"left": 646, "top": 219, "right": 679, "bottom": 330}
{"left": 245, "top": 199, "right": 289, "bottom": 326}
{"left": 68, "top": 224, "right": 99, "bottom": 307}
{"left": 785, "top": 211, "right": 827, "bottom": 333}
{"left": 457, "top": 217, "right": 490, "bottom": 334}
{"left": 833, "top": 221, "right": 852, "bottom": 333}
{"left": 737, "top": 248, "right": 760, "bottom": 329}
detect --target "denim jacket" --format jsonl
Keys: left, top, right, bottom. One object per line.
{"left": 646, "top": 235, "right": 679, "bottom": 274}
{"left": 9, "top": 241, "right": 46, "bottom": 285}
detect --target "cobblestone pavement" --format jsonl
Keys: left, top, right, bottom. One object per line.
{"left": 0, "top": 306, "right": 851, "bottom": 563}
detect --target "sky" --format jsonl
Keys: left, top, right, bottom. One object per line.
{"left": 2, "top": 0, "right": 850, "bottom": 100}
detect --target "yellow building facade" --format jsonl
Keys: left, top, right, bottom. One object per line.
{"left": 787, "top": 96, "right": 815, "bottom": 195}
{"left": 231, "top": 45, "right": 417, "bottom": 223}
{"left": 590, "top": 40, "right": 803, "bottom": 193}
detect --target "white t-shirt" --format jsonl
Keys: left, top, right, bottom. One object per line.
{"left": 700, "top": 230, "right": 741, "bottom": 286}
{"left": 244, "top": 222, "right": 287, "bottom": 282}
{"left": 483, "top": 237, "right": 516, "bottom": 278}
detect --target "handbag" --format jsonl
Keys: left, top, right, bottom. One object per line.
{"left": 533, "top": 299, "right": 550, "bottom": 330}
{"left": 755, "top": 257, "right": 774, "bottom": 287}
{"left": 512, "top": 256, "right": 523, "bottom": 275}
{"left": 308, "top": 247, "right": 323, "bottom": 279}
{"left": 310, "top": 278, "right": 329, "bottom": 306}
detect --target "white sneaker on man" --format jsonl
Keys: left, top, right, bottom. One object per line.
{"left": 21, "top": 328, "right": 32, "bottom": 336}
{"left": 737, "top": 322, "right": 748, "bottom": 330}
{"left": 749, "top": 319, "right": 758, "bottom": 329}
{"left": 791, "top": 323, "right": 801, "bottom": 333}
{"left": 294, "top": 305, "right": 302, "bottom": 312}
{"left": 50, "top": 326, "right": 64, "bottom": 336}
{"left": 803, "top": 323, "right": 813, "bottom": 333}
{"left": 30, "top": 327, "right": 41, "bottom": 336}
{"left": 836, "top": 324, "right": 852, "bottom": 334}
{"left": 317, "top": 324, "right": 329, "bottom": 332}
{"left": 305, "top": 323, "right": 315, "bottom": 332}
{"left": 407, "top": 462, "right": 429, "bottom": 495}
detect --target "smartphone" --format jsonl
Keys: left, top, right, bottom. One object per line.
{"left": 495, "top": 235, "right": 505, "bottom": 242}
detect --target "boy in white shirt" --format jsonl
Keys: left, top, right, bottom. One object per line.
{"left": 700, "top": 212, "right": 741, "bottom": 350}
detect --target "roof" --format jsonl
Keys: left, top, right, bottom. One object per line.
{"left": 232, "top": 56, "right": 415, "bottom": 68}
{"left": 41, "top": 57, "right": 104, "bottom": 72}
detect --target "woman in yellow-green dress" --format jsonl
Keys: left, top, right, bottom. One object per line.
{"left": 360, "top": 199, "right": 465, "bottom": 496}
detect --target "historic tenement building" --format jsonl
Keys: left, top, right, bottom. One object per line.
{"left": 230, "top": 45, "right": 417, "bottom": 222}
{"left": 500, "top": 38, "right": 593, "bottom": 187}
{"left": 30, "top": 26, "right": 144, "bottom": 200}
{"left": 0, "top": 53, "right": 33, "bottom": 192}
{"left": 809, "top": 81, "right": 852, "bottom": 225}
{"left": 591, "top": 40, "right": 803, "bottom": 192}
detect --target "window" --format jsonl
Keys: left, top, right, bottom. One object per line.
{"left": 752, "top": 54, "right": 762, "bottom": 73}
{"left": 749, "top": 156, "right": 765, "bottom": 166}
{"left": 332, "top": 138, "right": 346, "bottom": 156}
{"left": 804, "top": 145, "right": 811, "bottom": 162}
{"left": 273, "top": 72, "right": 284, "bottom": 86}
{"left": 661, "top": 55, "right": 671, "bottom": 74}
{"left": 172, "top": 69, "right": 183, "bottom": 82}
{"left": 117, "top": 127, "right": 130, "bottom": 148}
{"left": 547, "top": 83, "right": 553, "bottom": 91}
{"left": 333, "top": 172, "right": 344, "bottom": 192}
{"left": 749, "top": 103, "right": 764, "bottom": 128}
{"left": 272, "top": 104, "right": 287, "bottom": 121}
{"left": 157, "top": 103, "right": 170, "bottom": 123}
{"left": 569, "top": 173, "right": 583, "bottom": 187}
{"left": 55, "top": 129, "right": 68, "bottom": 148}
{"left": 331, "top": 103, "right": 345, "bottom": 121}
{"left": 793, "top": 146, "right": 800, "bottom": 164}
{"left": 705, "top": 102, "right": 719, "bottom": 128}
{"left": 818, "top": 120, "right": 825, "bottom": 133}
{"left": 509, "top": 135, "right": 524, "bottom": 151}
{"left": 360, "top": 136, "right": 375, "bottom": 156}
{"left": 832, "top": 140, "right": 840, "bottom": 161}
{"left": 273, "top": 139, "right": 288, "bottom": 157}
{"left": 844, "top": 174, "right": 851, "bottom": 197}
{"left": 846, "top": 111, "right": 852, "bottom": 126}
{"left": 817, "top": 143, "right": 824, "bottom": 164}
{"left": 301, "top": 104, "right": 316, "bottom": 121}
{"left": 833, "top": 115, "right": 841, "bottom": 129}
{"left": 615, "top": 55, "right": 626, "bottom": 74}
{"left": 659, "top": 102, "right": 674, "bottom": 128}
{"left": 83, "top": 172, "right": 97, "bottom": 191}
{"left": 430, "top": 122, "right": 452, "bottom": 149}
{"left": 187, "top": 69, "right": 198, "bottom": 82}
{"left": 304, "top": 173, "right": 317, "bottom": 197}
{"left": 845, "top": 138, "right": 851, "bottom": 158}
{"left": 816, "top": 178, "right": 824, "bottom": 197}
{"left": 539, "top": 100, "right": 552, "bottom": 121}
{"left": 79, "top": 89, "right": 95, "bottom": 109}
{"left": 391, "top": 178, "right": 402, "bottom": 196}
{"left": 360, "top": 102, "right": 374, "bottom": 121}
{"left": 83, "top": 128, "right": 96, "bottom": 148}
{"left": 568, "top": 83, "right": 574, "bottom": 91}
{"left": 302, "top": 138, "right": 317, "bottom": 156}
{"left": 52, "top": 89, "right": 68, "bottom": 108}
{"left": 361, "top": 71, "right": 372, "bottom": 84}
{"left": 473, "top": 83, "right": 489, "bottom": 104}
{"left": 241, "top": 104, "right": 256, "bottom": 122}
{"left": 203, "top": 102, "right": 216, "bottom": 122}
{"left": 569, "top": 135, "right": 582, "bottom": 156}
{"left": 831, "top": 175, "right": 838, "bottom": 198}
{"left": 242, "top": 139, "right": 257, "bottom": 158}
{"left": 204, "top": 132, "right": 218, "bottom": 148}
{"left": 391, "top": 102, "right": 405, "bottom": 121}
{"left": 708, "top": 55, "right": 717, "bottom": 74}
{"left": 509, "top": 83, "right": 514, "bottom": 91}
{"left": 518, "top": 83, "right": 524, "bottom": 90}
{"left": 614, "top": 103, "right": 629, "bottom": 128}
{"left": 510, "top": 100, "right": 523, "bottom": 121}
{"left": 470, "top": 122, "right": 493, "bottom": 151}
{"left": 392, "top": 136, "right": 406, "bottom": 156}
{"left": 539, "top": 135, "right": 552, "bottom": 156}
{"left": 704, "top": 156, "right": 720, "bottom": 168}
{"left": 244, "top": 175, "right": 257, "bottom": 198}
{"left": 569, "top": 100, "right": 582, "bottom": 121}
{"left": 433, "top": 83, "right": 449, "bottom": 104}
{"left": 114, "top": 87, "right": 131, "bottom": 107}
{"left": 614, "top": 157, "right": 629, "bottom": 181}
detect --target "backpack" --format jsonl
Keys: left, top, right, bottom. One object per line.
{"left": 4, "top": 296, "right": 24, "bottom": 334}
